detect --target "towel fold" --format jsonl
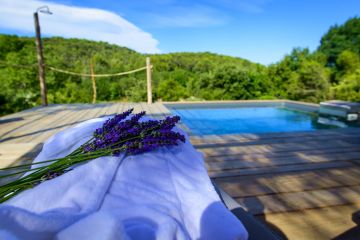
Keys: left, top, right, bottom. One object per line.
{"left": 0, "top": 117, "right": 248, "bottom": 240}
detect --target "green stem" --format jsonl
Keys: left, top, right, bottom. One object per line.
{"left": 0, "top": 158, "right": 65, "bottom": 171}
{"left": 67, "top": 137, "right": 94, "bottom": 156}
{"left": 0, "top": 138, "right": 94, "bottom": 172}
{"left": 0, "top": 164, "right": 59, "bottom": 179}
{"left": 0, "top": 189, "right": 22, "bottom": 203}
{"left": 0, "top": 149, "right": 107, "bottom": 182}
{"left": 0, "top": 179, "right": 41, "bottom": 194}
{"left": 0, "top": 121, "right": 170, "bottom": 202}
{"left": 0, "top": 149, "right": 110, "bottom": 188}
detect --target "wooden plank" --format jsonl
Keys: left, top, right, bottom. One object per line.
{"left": 104, "top": 103, "right": 120, "bottom": 116}
{"left": 133, "top": 103, "right": 143, "bottom": 113}
{"left": 138, "top": 102, "right": 145, "bottom": 112}
{"left": 24, "top": 105, "right": 86, "bottom": 142}
{"left": 0, "top": 106, "right": 43, "bottom": 121}
{"left": 204, "top": 146, "right": 360, "bottom": 162}
{"left": 141, "top": 102, "right": 151, "bottom": 115}
{"left": 95, "top": 103, "right": 113, "bottom": 118}
{"left": 125, "top": 102, "right": 135, "bottom": 113}
{"left": 206, "top": 152, "right": 360, "bottom": 171}
{"left": 151, "top": 103, "right": 167, "bottom": 117}
{"left": 118, "top": 103, "right": 127, "bottom": 113}
{"left": 155, "top": 102, "right": 171, "bottom": 115}
{"left": 29, "top": 104, "right": 97, "bottom": 143}
{"left": 144, "top": 102, "right": 163, "bottom": 118}
{"left": 0, "top": 114, "right": 40, "bottom": 135}
{"left": 125, "top": 103, "right": 134, "bottom": 112}
{"left": 148, "top": 104, "right": 159, "bottom": 117}
{"left": 25, "top": 105, "right": 69, "bottom": 128}
{"left": 0, "top": 143, "right": 43, "bottom": 168}
{"left": 121, "top": 103, "right": 132, "bottom": 113}
{"left": 0, "top": 105, "right": 49, "bottom": 121}
{"left": 26, "top": 104, "right": 95, "bottom": 143}
{"left": 191, "top": 128, "right": 360, "bottom": 145}
{"left": 193, "top": 135, "right": 359, "bottom": 150}
{"left": 1, "top": 106, "right": 73, "bottom": 143}
{"left": 96, "top": 103, "right": 110, "bottom": 117}
{"left": 257, "top": 202, "right": 360, "bottom": 240}
{"left": 192, "top": 134, "right": 360, "bottom": 149}
{"left": 150, "top": 102, "right": 162, "bottom": 116}
{"left": 215, "top": 167, "right": 360, "bottom": 198}
{"left": 0, "top": 105, "right": 64, "bottom": 139}
{"left": 209, "top": 161, "right": 355, "bottom": 178}
{"left": 116, "top": 103, "right": 125, "bottom": 114}
{"left": 235, "top": 185, "right": 360, "bottom": 215}
{"left": 108, "top": 103, "right": 121, "bottom": 116}
{"left": 80, "top": 104, "right": 109, "bottom": 120}
{"left": 177, "top": 123, "right": 192, "bottom": 133}
{"left": 193, "top": 135, "right": 359, "bottom": 148}
{"left": 198, "top": 140, "right": 357, "bottom": 156}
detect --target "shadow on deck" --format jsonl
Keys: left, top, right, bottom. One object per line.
{"left": 191, "top": 129, "right": 360, "bottom": 239}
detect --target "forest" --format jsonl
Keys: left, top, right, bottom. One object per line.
{"left": 0, "top": 17, "right": 359, "bottom": 115}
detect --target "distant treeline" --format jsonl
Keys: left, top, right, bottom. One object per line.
{"left": 0, "top": 17, "right": 359, "bottom": 115}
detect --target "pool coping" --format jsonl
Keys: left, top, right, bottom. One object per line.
{"left": 163, "top": 99, "right": 319, "bottom": 113}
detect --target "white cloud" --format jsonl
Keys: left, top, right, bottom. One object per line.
{"left": 0, "top": 0, "right": 161, "bottom": 53}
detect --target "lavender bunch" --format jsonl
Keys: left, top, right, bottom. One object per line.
{"left": 0, "top": 109, "right": 185, "bottom": 203}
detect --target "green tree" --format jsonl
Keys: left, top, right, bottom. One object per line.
{"left": 336, "top": 50, "right": 360, "bottom": 77}
{"left": 295, "top": 60, "right": 330, "bottom": 101}
{"left": 157, "top": 79, "right": 188, "bottom": 101}
{"left": 318, "top": 17, "right": 360, "bottom": 66}
{"left": 332, "top": 69, "right": 360, "bottom": 101}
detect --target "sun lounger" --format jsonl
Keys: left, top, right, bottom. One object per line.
{"left": 320, "top": 100, "right": 360, "bottom": 121}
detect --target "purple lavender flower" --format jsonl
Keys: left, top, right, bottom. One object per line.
{"left": 83, "top": 109, "right": 184, "bottom": 156}
{"left": 94, "top": 108, "right": 133, "bottom": 137}
{"left": 124, "top": 130, "right": 185, "bottom": 155}
{"left": 159, "top": 116, "right": 181, "bottom": 130}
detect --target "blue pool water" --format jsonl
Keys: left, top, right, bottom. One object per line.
{"left": 170, "top": 107, "right": 338, "bottom": 135}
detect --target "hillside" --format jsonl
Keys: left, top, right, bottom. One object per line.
{"left": 0, "top": 35, "right": 265, "bottom": 115}
{"left": 0, "top": 16, "right": 359, "bottom": 115}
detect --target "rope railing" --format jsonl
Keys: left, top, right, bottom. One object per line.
{"left": 46, "top": 61, "right": 153, "bottom": 103}
{"left": 0, "top": 60, "right": 150, "bottom": 78}
{"left": 0, "top": 57, "right": 153, "bottom": 104}
{"left": 47, "top": 65, "right": 150, "bottom": 78}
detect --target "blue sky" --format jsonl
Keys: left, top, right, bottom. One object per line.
{"left": 0, "top": 0, "right": 359, "bottom": 65}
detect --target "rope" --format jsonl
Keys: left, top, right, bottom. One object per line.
{"left": 47, "top": 66, "right": 149, "bottom": 78}
{"left": 0, "top": 60, "right": 152, "bottom": 78}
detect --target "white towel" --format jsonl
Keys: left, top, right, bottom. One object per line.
{"left": 0, "top": 117, "right": 248, "bottom": 240}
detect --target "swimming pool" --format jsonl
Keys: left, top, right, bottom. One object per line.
{"left": 167, "top": 103, "right": 344, "bottom": 135}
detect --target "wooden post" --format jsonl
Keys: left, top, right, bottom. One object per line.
{"left": 90, "top": 60, "right": 97, "bottom": 104}
{"left": 34, "top": 12, "right": 48, "bottom": 106}
{"left": 146, "top": 57, "right": 152, "bottom": 104}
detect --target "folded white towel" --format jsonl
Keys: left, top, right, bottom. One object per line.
{"left": 0, "top": 117, "right": 248, "bottom": 240}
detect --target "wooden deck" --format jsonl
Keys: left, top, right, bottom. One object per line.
{"left": 1, "top": 102, "right": 360, "bottom": 239}
{"left": 192, "top": 129, "right": 360, "bottom": 239}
